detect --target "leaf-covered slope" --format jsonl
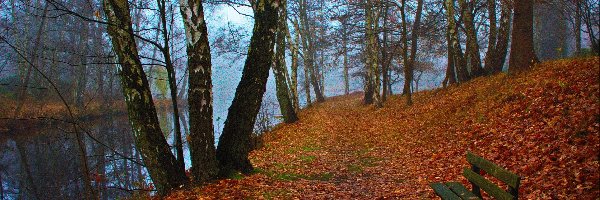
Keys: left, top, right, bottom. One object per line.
{"left": 168, "top": 57, "right": 599, "bottom": 199}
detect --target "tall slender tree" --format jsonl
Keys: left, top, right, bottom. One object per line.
{"left": 157, "top": 0, "right": 185, "bottom": 172}
{"left": 575, "top": 0, "right": 582, "bottom": 55}
{"left": 285, "top": 23, "right": 301, "bottom": 111}
{"left": 290, "top": 19, "right": 312, "bottom": 106}
{"left": 273, "top": 0, "right": 299, "bottom": 123}
{"left": 340, "top": 14, "right": 350, "bottom": 96}
{"left": 401, "top": 0, "right": 423, "bottom": 105}
{"left": 298, "top": 0, "right": 325, "bottom": 103}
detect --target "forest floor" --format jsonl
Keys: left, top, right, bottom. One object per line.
{"left": 168, "top": 57, "right": 599, "bottom": 199}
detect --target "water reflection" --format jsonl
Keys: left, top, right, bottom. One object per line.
{"left": 0, "top": 98, "right": 281, "bottom": 199}
{"left": 1, "top": 112, "right": 151, "bottom": 199}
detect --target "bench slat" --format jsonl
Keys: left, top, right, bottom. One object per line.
{"left": 430, "top": 182, "right": 462, "bottom": 200}
{"left": 463, "top": 168, "right": 515, "bottom": 200}
{"left": 466, "top": 152, "right": 520, "bottom": 188}
{"left": 445, "top": 182, "right": 481, "bottom": 200}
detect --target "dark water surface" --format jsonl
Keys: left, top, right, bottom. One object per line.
{"left": 0, "top": 106, "right": 189, "bottom": 200}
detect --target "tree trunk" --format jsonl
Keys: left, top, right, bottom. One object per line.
{"left": 292, "top": 20, "right": 312, "bottom": 106}
{"left": 401, "top": 0, "right": 423, "bottom": 106}
{"left": 216, "top": 0, "right": 279, "bottom": 177}
{"left": 179, "top": 0, "right": 218, "bottom": 184}
{"left": 158, "top": 0, "right": 185, "bottom": 172}
{"left": 445, "top": 0, "right": 469, "bottom": 82}
{"left": 363, "top": 8, "right": 374, "bottom": 106}
{"left": 443, "top": 30, "right": 457, "bottom": 87}
{"left": 15, "top": 141, "right": 40, "bottom": 200}
{"left": 581, "top": 1, "right": 599, "bottom": 55}
{"left": 483, "top": 0, "right": 497, "bottom": 74}
{"left": 381, "top": 7, "right": 391, "bottom": 102}
{"left": 273, "top": 0, "right": 299, "bottom": 123}
{"left": 365, "top": 1, "right": 382, "bottom": 107}
{"left": 318, "top": 52, "right": 325, "bottom": 97}
{"left": 342, "top": 19, "right": 350, "bottom": 96}
{"left": 509, "top": 0, "right": 538, "bottom": 72}
{"left": 299, "top": 0, "right": 325, "bottom": 103}
{"left": 482, "top": 0, "right": 511, "bottom": 73}
{"left": 490, "top": 0, "right": 512, "bottom": 73}
{"left": 285, "top": 24, "right": 301, "bottom": 111}
{"left": 400, "top": 0, "right": 409, "bottom": 95}
{"left": 575, "top": 0, "right": 581, "bottom": 55}
{"left": 75, "top": 18, "right": 89, "bottom": 109}
{"left": 303, "top": 58, "right": 312, "bottom": 106}
{"left": 458, "top": 0, "right": 484, "bottom": 77}
{"left": 103, "top": 0, "right": 187, "bottom": 194}
{"left": 14, "top": 4, "right": 49, "bottom": 118}
{"left": 74, "top": 125, "right": 96, "bottom": 199}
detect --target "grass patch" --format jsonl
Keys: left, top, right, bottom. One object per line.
{"left": 272, "top": 163, "right": 298, "bottom": 170}
{"left": 299, "top": 155, "right": 316, "bottom": 163}
{"left": 359, "top": 156, "right": 381, "bottom": 167}
{"left": 301, "top": 145, "right": 320, "bottom": 152}
{"left": 228, "top": 172, "right": 244, "bottom": 180}
{"left": 354, "top": 148, "right": 370, "bottom": 156}
{"left": 347, "top": 164, "right": 363, "bottom": 173}
{"left": 275, "top": 173, "right": 303, "bottom": 181}
{"left": 308, "top": 172, "right": 333, "bottom": 181}
{"left": 285, "top": 147, "right": 299, "bottom": 154}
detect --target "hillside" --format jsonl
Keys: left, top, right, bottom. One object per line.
{"left": 167, "top": 57, "right": 599, "bottom": 199}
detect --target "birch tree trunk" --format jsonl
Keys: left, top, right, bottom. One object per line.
{"left": 179, "top": 0, "right": 218, "bottom": 184}
{"left": 365, "top": 0, "right": 382, "bottom": 107}
{"left": 458, "top": 0, "right": 484, "bottom": 77}
{"left": 445, "top": 0, "right": 469, "bottom": 82}
{"left": 102, "top": 0, "right": 187, "bottom": 194}
{"left": 273, "top": 0, "right": 299, "bottom": 123}
{"left": 285, "top": 23, "right": 300, "bottom": 111}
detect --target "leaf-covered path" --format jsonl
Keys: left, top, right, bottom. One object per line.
{"left": 168, "top": 58, "right": 599, "bottom": 199}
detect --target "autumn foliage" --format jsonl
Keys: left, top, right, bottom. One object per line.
{"left": 166, "top": 57, "right": 599, "bottom": 199}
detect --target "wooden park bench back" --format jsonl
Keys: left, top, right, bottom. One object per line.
{"left": 430, "top": 152, "right": 521, "bottom": 200}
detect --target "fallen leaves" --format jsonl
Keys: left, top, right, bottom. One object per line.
{"left": 166, "top": 57, "right": 599, "bottom": 199}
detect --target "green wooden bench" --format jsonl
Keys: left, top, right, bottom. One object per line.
{"left": 429, "top": 152, "right": 521, "bottom": 200}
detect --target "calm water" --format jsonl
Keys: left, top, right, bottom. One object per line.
{"left": 0, "top": 105, "right": 195, "bottom": 199}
